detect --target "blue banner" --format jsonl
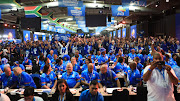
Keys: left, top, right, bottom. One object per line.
{"left": 96, "top": 27, "right": 106, "bottom": 33}
{"left": 41, "top": 23, "right": 49, "bottom": 30}
{"left": 111, "top": 5, "right": 129, "bottom": 16}
{"left": 58, "top": 0, "right": 83, "bottom": 7}
{"left": 47, "top": 26, "right": 54, "bottom": 32}
{"left": 68, "top": 5, "right": 85, "bottom": 16}
{"left": 131, "top": 25, "right": 137, "bottom": 38}
{"left": 33, "top": 34, "right": 38, "bottom": 41}
{"left": 4, "top": 29, "right": 16, "bottom": 39}
{"left": 0, "top": 9, "right": 1, "bottom": 19}
{"left": 122, "top": 28, "right": 126, "bottom": 38}
{"left": 122, "top": 0, "right": 146, "bottom": 6}
{"left": 54, "top": 33, "right": 69, "bottom": 43}
{"left": 113, "top": 31, "right": 116, "bottom": 38}
{"left": 23, "top": 30, "right": 31, "bottom": 42}
{"left": 90, "top": 33, "right": 95, "bottom": 36}
{"left": 110, "top": 32, "right": 112, "bottom": 37}
{"left": 42, "top": 35, "right": 46, "bottom": 41}
{"left": 118, "top": 29, "right": 121, "bottom": 38}
{"left": 49, "top": 35, "right": 52, "bottom": 41}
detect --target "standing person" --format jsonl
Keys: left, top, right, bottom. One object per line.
{"left": 59, "top": 41, "right": 69, "bottom": 58}
{"left": 143, "top": 52, "right": 178, "bottom": 101}
{"left": 79, "top": 80, "right": 104, "bottom": 101}
{"left": 51, "top": 79, "right": 75, "bottom": 101}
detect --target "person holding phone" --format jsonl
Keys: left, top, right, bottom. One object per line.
{"left": 143, "top": 52, "right": 178, "bottom": 101}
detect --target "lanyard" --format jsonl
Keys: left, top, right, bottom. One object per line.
{"left": 157, "top": 68, "right": 165, "bottom": 80}
{"left": 59, "top": 93, "right": 66, "bottom": 101}
{"left": 18, "top": 74, "right": 22, "bottom": 87}
{"left": 6, "top": 73, "right": 12, "bottom": 87}
{"left": 88, "top": 72, "right": 93, "bottom": 83}
{"left": 33, "top": 97, "right": 35, "bottom": 101}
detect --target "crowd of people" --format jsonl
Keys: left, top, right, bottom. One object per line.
{"left": 0, "top": 35, "right": 180, "bottom": 101}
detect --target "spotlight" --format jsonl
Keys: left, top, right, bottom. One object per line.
{"left": 155, "top": 1, "right": 160, "bottom": 7}
{"left": 27, "top": 28, "right": 30, "bottom": 30}
{"left": 4, "top": 24, "right": 8, "bottom": 27}
{"left": 122, "top": 20, "right": 126, "bottom": 24}
{"left": 13, "top": 25, "right": 16, "bottom": 28}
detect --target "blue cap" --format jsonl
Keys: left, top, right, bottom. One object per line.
{"left": 24, "top": 57, "right": 28, "bottom": 61}
{"left": 14, "top": 61, "right": 19, "bottom": 66}
{"left": 63, "top": 55, "right": 70, "bottom": 61}
{"left": 100, "top": 48, "right": 106, "bottom": 53}
{"left": 1, "top": 58, "right": 8, "bottom": 64}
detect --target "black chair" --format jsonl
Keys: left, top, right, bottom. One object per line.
{"left": 6, "top": 93, "right": 21, "bottom": 101}
{"left": 136, "top": 86, "right": 148, "bottom": 101}
{"left": 112, "top": 89, "right": 129, "bottom": 101}
{"left": 31, "top": 74, "right": 41, "bottom": 89}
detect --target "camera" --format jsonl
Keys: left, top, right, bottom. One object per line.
{"left": 157, "top": 61, "right": 165, "bottom": 65}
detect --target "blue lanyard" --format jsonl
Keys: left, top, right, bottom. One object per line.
{"left": 33, "top": 97, "right": 35, "bottom": 101}
{"left": 88, "top": 72, "right": 93, "bottom": 83}
{"left": 59, "top": 93, "right": 66, "bottom": 101}
{"left": 156, "top": 68, "right": 165, "bottom": 80}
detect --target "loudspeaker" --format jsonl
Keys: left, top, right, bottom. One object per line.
{"left": 108, "top": 15, "right": 111, "bottom": 22}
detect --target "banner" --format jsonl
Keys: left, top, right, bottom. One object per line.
{"left": 110, "top": 32, "right": 112, "bottom": 37}
{"left": 122, "top": 28, "right": 126, "bottom": 38}
{"left": 118, "top": 29, "right": 121, "bottom": 38}
{"left": 4, "top": 29, "right": 16, "bottom": 39}
{"left": 56, "top": 27, "right": 66, "bottom": 33}
{"left": 0, "top": 0, "right": 21, "bottom": 9}
{"left": 41, "top": 23, "right": 49, "bottom": 30}
{"left": 41, "top": 12, "right": 53, "bottom": 21}
{"left": 42, "top": 35, "right": 46, "bottom": 41}
{"left": 111, "top": 5, "right": 129, "bottom": 16}
{"left": 23, "top": 30, "right": 31, "bottom": 42}
{"left": 58, "top": 0, "right": 83, "bottom": 7}
{"left": 131, "top": 25, "right": 137, "bottom": 38}
{"left": 113, "top": 31, "right": 116, "bottom": 38}
{"left": 122, "top": 0, "right": 146, "bottom": 6}
{"left": 33, "top": 34, "right": 38, "bottom": 41}
{"left": 68, "top": 5, "right": 85, "bottom": 16}
{"left": 54, "top": 34, "right": 69, "bottom": 42}
{"left": 24, "top": 6, "right": 42, "bottom": 18}
{"left": 0, "top": 9, "right": 1, "bottom": 19}
{"left": 47, "top": 26, "right": 54, "bottom": 32}
{"left": 49, "top": 35, "right": 52, "bottom": 41}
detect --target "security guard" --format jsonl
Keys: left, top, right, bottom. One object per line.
{"left": 99, "top": 64, "right": 121, "bottom": 88}
{"left": 61, "top": 63, "right": 80, "bottom": 88}
{"left": 13, "top": 67, "right": 36, "bottom": 88}
{"left": 0, "top": 64, "right": 17, "bottom": 88}
{"left": 81, "top": 63, "right": 102, "bottom": 88}
{"left": 41, "top": 64, "right": 57, "bottom": 89}
{"left": 124, "top": 62, "right": 141, "bottom": 87}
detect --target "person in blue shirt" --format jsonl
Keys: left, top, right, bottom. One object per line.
{"left": 98, "top": 48, "right": 110, "bottom": 65}
{"left": 165, "top": 54, "right": 171, "bottom": 66}
{"left": 96, "top": 51, "right": 101, "bottom": 60}
{"left": 13, "top": 67, "right": 36, "bottom": 88}
{"left": 134, "top": 57, "right": 144, "bottom": 72}
{"left": 74, "top": 50, "right": 83, "bottom": 60}
{"left": 108, "top": 50, "right": 115, "bottom": 61}
{"left": 0, "top": 65, "right": 17, "bottom": 89}
{"left": 62, "top": 55, "right": 71, "bottom": 70}
{"left": 41, "top": 64, "right": 57, "bottom": 89}
{"left": 61, "top": 63, "right": 80, "bottom": 88}
{"left": 81, "top": 63, "right": 102, "bottom": 88}
{"left": 113, "top": 57, "right": 124, "bottom": 74}
{"left": 90, "top": 51, "right": 96, "bottom": 61}
{"left": 25, "top": 46, "right": 31, "bottom": 58}
{"left": 55, "top": 58, "right": 65, "bottom": 74}
{"left": 22, "top": 57, "right": 32, "bottom": 68}
{"left": 51, "top": 45, "right": 58, "bottom": 56}
{"left": 11, "top": 61, "right": 25, "bottom": 71}
{"left": 128, "top": 49, "right": 137, "bottom": 60}
{"left": 85, "top": 54, "right": 95, "bottom": 63}
{"left": 71, "top": 57, "right": 81, "bottom": 73}
{"left": 51, "top": 54, "right": 58, "bottom": 65}
{"left": 137, "top": 49, "right": 144, "bottom": 64}
{"left": 169, "top": 54, "right": 178, "bottom": 66}
{"left": 124, "top": 62, "right": 141, "bottom": 87}
{"left": 0, "top": 58, "right": 9, "bottom": 72}
{"left": 108, "top": 39, "right": 116, "bottom": 53}
{"left": 31, "top": 45, "right": 39, "bottom": 58}
{"left": 99, "top": 64, "right": 121, "bottom": 88}
{"left": 47, "top": 50, "right": 54, "bottom": 61}
{"left": 38, "top": 54, "right": 45, "bottom": 67}
{"left": 79, "top": 80, "right": 104, "bottom": 101}
{"left": 40, "top": 57, "right": 54, "bottom": 72}
{"left": 82, "top": 58, "right": 97, "bottom": 72}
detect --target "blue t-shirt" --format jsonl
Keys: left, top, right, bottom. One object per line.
{"left": 81, "top": 64, "right": 97, "bottom": 72}
{"left": 81, "top": 70, "right": 100, "bottom": 84}
{"left": 22, "top": 60, "right": 32, "bottom": 66}
{"left": 41, "top": 71, "right": 57, "bottom": 88}
{"left": 11, "top": 64, "right": 25, "bottom": 71}
{"left": 55, "top": 64, "right": 65, "bottom": 74}
{"left": 0, "top": 71, "right": 17, "bottom": 88}
{"left": 73, "top": 63, "right": 81, "bottom": 73}
{"left": 98, "top": 54, "right": 109, "bottom": 65}
{"left": 128, "top": 53, "right": 137, "bottom": 60}
{"left": 47, "top": 54, "right": 54, "bottom": 60}
{"left": 17, "top": 72, "right": 36, "bottom": 88}
{"left": 113, "top": 62, "right": 123, "bottom": 74}
{"left": 61, "top": 71, "right": 80, "bottom": 88}
{"left": 79, "top": 90, "right": 104, "bottom": 101}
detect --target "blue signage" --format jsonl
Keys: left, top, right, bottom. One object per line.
{"left": 113, "top": 31, "right": 116, "bottom": 38}
{"left": 41, "top": 23, "right": 49, "bottom": 30}
{"left": 58, "top": 0, "right": 83, "bottom": 7}
{"left": 68, "top": 5, "right": 85, "bottom": 16}
{"left": 49, "top": 35, "right": 52, "bottom": 41}
{"left": 131, "top": 25, "right": 137, "bottom": 38}
{"left": 33, "top": 34, "right": 38, "bottom": 41}
{"left": 111, "top": 5, "right": 129, "bottom": 16}
{"left": 122, "top": 28, "right": 126, "bottom": 38}
{"left": 42, "top": 35, "right": 46, "bottom": 41}
{"left": 0, "top": 9, "right": 1, "bottom": 19}
{"left": 23, "top": 30, "right": 31, "bottom": 42}
{"left": 122, "top": 0, "right": 146, "bottom": 6}
{"left": 56, "top": 27, "right": 66, "bottom": 34}
{"left": 54, "top": 34, "right": 69, "bottom": 43}
{"left": 48, "top": 26, "right": 54, "bottom": 32}
{"left": 118, "top": 29, "right": 121, "bottom": 38}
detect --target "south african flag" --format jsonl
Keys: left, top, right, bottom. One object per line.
{"left": 24, "top": 6, "right": 42, "bottom": 18}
